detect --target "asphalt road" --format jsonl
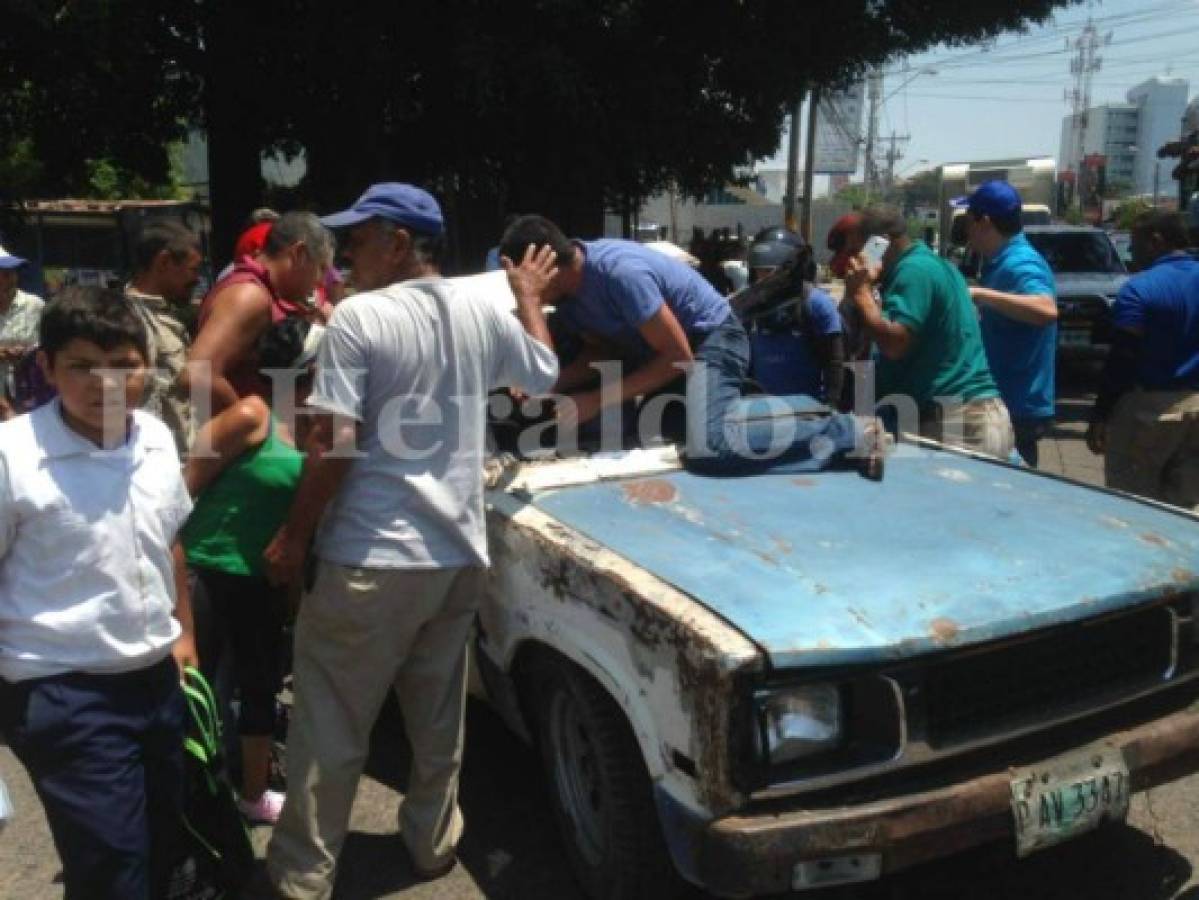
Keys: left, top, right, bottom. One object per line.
{"left": 5, "top": 369, "right": 1199, "bottom": 900}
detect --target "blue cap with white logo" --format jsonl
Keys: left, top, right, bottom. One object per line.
{"left": 951, "top": 180, "right": 1022, "bottom": 219}
{"left": 320, "top": 182, "right": 445, "bottom": 236}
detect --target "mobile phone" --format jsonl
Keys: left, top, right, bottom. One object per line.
{"left": 863, "top": 236, "right": 890, "bottom": 269}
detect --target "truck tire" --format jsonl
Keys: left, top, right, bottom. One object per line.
{"left": 528, "top": 655, "right": 683, "bottom": 900}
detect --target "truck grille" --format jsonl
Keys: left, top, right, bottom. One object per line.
{"left": 923, "top": 605, "right": 1174, "bottom": 747}
{"left": 1057, "top": 293, "right": 1111, "bottom": 321}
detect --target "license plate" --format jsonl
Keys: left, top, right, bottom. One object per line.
{"left": 1009, "top": 746, "right": 1130, "bottom": 857}
{"left": 1060, "top": 329, "right": 1091, "bottom": 347}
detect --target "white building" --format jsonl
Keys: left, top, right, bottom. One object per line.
{"left": 1059, "top": 77, "right": 1189, "bottom": 198}
{"left": 1128, "top": 77, "right": 1190, "bottom": 197}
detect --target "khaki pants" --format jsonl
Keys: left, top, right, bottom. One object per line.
{"left": 1106, "top": 389, "right": 1199, "bottom": 511}
{"left": 919, "top": 396, "right": 1015, "bottom": 460}
{"left": 266, "top": 562, "right": 485, "bottom": 900}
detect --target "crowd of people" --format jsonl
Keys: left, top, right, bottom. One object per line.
{"left": 0, "top": 174, "right": 1197, "bottom": 899}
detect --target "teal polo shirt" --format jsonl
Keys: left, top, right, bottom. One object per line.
{"left": 877, "top": 241, "right": 998, "bottom": 409}
{"left": 979, "top": 232, "right": 1057, "bottom": 421}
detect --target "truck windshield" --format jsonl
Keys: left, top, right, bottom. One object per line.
{"left": 1024, "top": 232, "right": 1126, "bottom": 274}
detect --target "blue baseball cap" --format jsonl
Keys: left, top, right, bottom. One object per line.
{"left": 320, "top": 182, "right": 444, "bottom": 236}
{"left": 951, "top": 180, "right": 1022, "bottom": 220}
{"left": 0, "top": 243, "right": 27, "bottom": 269}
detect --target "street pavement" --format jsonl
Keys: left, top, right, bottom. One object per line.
{"left": 4, "top": 369, "right": 1199, "bottom": 900}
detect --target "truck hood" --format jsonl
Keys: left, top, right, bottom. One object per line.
{"left": 529, "top": 451, "right": 1199, "bottom": 670}
{"left": 1053, "top": 272, "right": 1128, "bottom": 297}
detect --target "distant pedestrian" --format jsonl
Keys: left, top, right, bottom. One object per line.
{"left": 0, "top": 287, "right": 196, "bottom": 899}
{"left": 961, "top": 181, "right": 1058, "bottom": 466}
{"left": 1088, "top": 210, "right": 1199, "bottom": 509}
{"left": 125, "top": 220, "right": 204, "bottom": 452}
{"left": 0, "top": 244, "right": 43, "bottom": 420}
{"left": 185, "top": 212, "right": 333, "bottom": 416}
{"left": 845, "top": 205, "right": 1014, "bottom": 458}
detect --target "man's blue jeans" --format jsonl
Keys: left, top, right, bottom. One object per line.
{"left": 684, "top": 316, "right": 861, "bottom": 475}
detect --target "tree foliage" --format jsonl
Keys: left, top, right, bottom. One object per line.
{"left": 897, "top": 168, "right": 942, "bottom": 211}
{"left": 1, "top": 0, "right": 1081, "bottom": 263}
{"left": 1113, "top": 197, "right": 1153, "bottom": 230}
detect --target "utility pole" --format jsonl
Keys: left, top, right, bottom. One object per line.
{"left": 1064, "top": 16, "right": 1109, "bottom": 209}
{"left": 801, "top": 85, "right": 820, "bottom": 241}
{"left": 882, "top": 130, "right": 911, "bottom": 193}
{"left": 783, "top": 92, "right": 805, "bottom": 231}
{"left": 863, "top": 68, "right": 883, "bottom": 198}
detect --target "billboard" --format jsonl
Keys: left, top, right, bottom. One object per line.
{"left": 813, "top": 83, "right": 866, "bottom": 175}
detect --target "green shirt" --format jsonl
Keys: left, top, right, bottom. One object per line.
{"left": 876, "top": 241, "right": 997, "bottom": 409}
{"left": 182, "top": 417, "right": 304, "bottom": 577}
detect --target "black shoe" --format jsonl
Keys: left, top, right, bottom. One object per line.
{"left": 411, "top": 853, "right": 457, "bottom": 882}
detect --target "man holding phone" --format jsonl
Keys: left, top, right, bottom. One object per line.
{"left": 845, "top": 206, "right": 1013, "bottom": 459}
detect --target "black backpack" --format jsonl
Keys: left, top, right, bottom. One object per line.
{"left": 166, "top": 667, "right": 256, "bottom": 900}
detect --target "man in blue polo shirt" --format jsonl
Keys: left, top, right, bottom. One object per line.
{"left": 961, "top": 180, "right": 1058, "bottom": 466}
{"left": 1087, "top": 210, "right": 1199, "bottom": 509}
{"left": 498, "top": 215, "right": 880, "bottom": 477}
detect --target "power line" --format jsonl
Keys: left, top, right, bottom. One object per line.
{"left": 903, "top": 93, "right": 1081, "bottom": 103}
{"left": 880, "top": 0, "right": 1196, "bottom": 75}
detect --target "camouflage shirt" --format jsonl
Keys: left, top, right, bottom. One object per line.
{"left": 125, "top": 287, "right": 193, "bottom": 455}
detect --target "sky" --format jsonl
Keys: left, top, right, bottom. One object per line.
{"left": 762, "top": 0, "right": 1199, "bottom": 183}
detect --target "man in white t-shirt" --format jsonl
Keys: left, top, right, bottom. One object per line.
{"left": 0, "top": 245, "right": 45, "bottom": 417}
{"left": 263, "top": 183, "right": 559, "bottom": 899}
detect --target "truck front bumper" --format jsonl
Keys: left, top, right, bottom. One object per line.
{"left": 667, "top": 705, "right": 1199, "bottom": 898}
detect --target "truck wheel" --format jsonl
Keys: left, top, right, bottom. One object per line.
{"left": 529, "top": 657, "right": 682, "bottom": 900}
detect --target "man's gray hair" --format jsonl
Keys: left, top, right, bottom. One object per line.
{"left": 264, "top": 211, "right": 335, "bottom": 267}
{"left": 375, "top": 217, "right": 445, "bottom": 269}
{"left": 860, "top": 206, "right": 908, "bottom": 240}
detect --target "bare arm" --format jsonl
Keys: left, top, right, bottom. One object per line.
{"left": 970, "top": 286, "right": 1058, "bottom": 326}
{"left": 262, "top": 411, "right": 358, "bottom": 586}
{"left": 851, "top": 285, "right": 913, "bottom": 360}
{"left": 170, "top": 541, "right": 198, "bottom": 673}
{"left": 845, "top": 256, "right": 913, "bottom": 361}
{"left": 182, "top": 284, "right": 271, "bottom": 416}
{"left": 553, "top": 339, "right": 607, "bottom": 393}
{"left": 561, "top": 305, "right": 693, "bottom": 427}
{"left": 184, "top": 396, "right": 271, "bottom": 496}
{"left": 502, "top": 243, "right": 557, "bottom": 351}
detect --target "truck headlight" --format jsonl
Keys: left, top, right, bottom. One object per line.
{"left": 755, "top": 684, "right": 844, "bottom": 765}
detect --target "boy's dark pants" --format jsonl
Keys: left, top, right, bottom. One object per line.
{"left": 0, "top": 657, "right": 185, "bottom": 900}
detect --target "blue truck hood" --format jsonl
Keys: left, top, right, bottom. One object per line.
{"left": 530, "top": 452, "right": 1199, "bottom": 670}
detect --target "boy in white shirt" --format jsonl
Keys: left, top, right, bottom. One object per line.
{"left": 0, "top": 286, "right": 196, "bottom": 899}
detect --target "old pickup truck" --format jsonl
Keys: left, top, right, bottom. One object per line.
{"left": 476, "top": 440, "right": 1199, "bottom": 899}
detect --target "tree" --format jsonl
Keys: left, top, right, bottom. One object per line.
{"left": 897, "top": 169, "right": 942, "bottom": 212}
{"left": 1113, "top": 197, "right": 1152, "bottom": 231}
{"left": 835, "top": 183, "right": 874, "bottom": 210}
{"left": 1, "top": 1, "right": 1083, "bottom": 266}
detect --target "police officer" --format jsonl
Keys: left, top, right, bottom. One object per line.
{"left": 742, "top": 227, "right": 847, "bottom": 408}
